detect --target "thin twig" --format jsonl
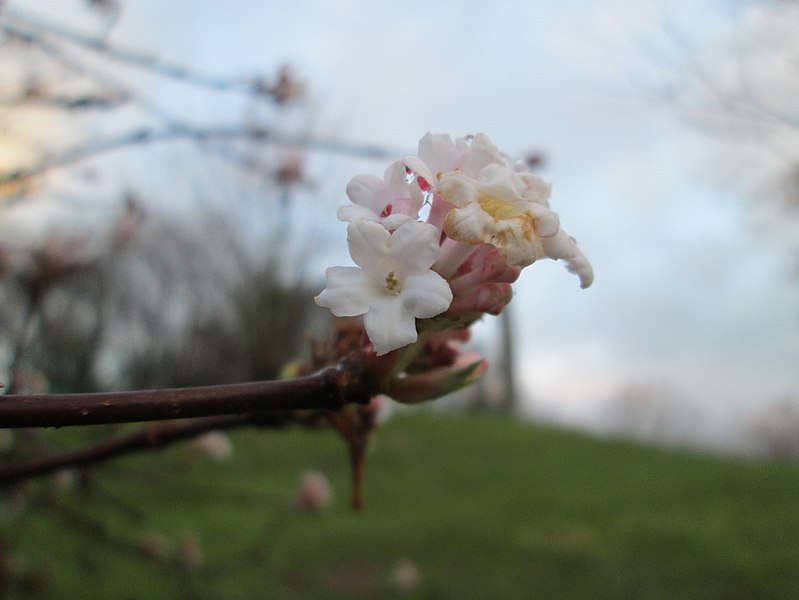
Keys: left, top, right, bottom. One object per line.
{"left": 0, "top": 414, "right": 254, "bottom": 485}
{"left": 0, "top": 10, "right": 257, "bottom": 96}
{"left": 0, "top": 125, "right": 399, "bottom": 185}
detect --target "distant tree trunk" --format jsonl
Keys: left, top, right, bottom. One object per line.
{"left": 467, "top": 307, "right": 519, "bottom": 414}
{"left": 497, "top": 305, "right": 518, "bottom": 415}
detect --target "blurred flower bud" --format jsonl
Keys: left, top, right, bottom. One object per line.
{"left": 275, "top": 152, "right": 305, "bottom": 187}
{"left": 255, "top": 65, "right": 305, "bottom": 104}
{"left": 192, "top": 431, "right": 233, "bottom": 462}
{"left": 178, "top": 534, "right": 203, "bottom": 571}
{"left": 390, "top": 558, "right": 421, "bottom": 592}
{"left": 292, "top": 470, "right": 333, "bottom": 512}
{"left": 137, "top": 532, "right": 170, "bottom": 560}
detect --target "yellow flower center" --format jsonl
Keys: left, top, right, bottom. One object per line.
{"left": 384, "top": 270, "right": 402, "bottom": 295}
{"left": 478, "top": 196, "right": 517, "bottom": 220}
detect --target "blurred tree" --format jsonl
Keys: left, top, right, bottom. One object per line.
{"left": 0, "top": 207, "right": 320, "bottom": 394}
{"left": 666, "top": 0, "right": 799, "bottom": 267}
{"left": 120, "top": 214, "right": 319, "bottom": 390}
{"left": 0, "top": 3, "right": 372, "bottom": 590}
{"left": 744, "top": 396, "right": 799, "bottom": 460}
{"left": 0, "top": 1, "right": 340, "bottom": 395}
{"left": 603, "top": 382, "right": 705, "bottom": 448}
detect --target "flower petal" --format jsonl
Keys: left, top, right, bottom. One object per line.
{"left": 443, "top": 202, "right": 494, "bottom": 245}
{"left": 529, "top": 203, "right": 560, "bottom": 237}
{"left": 364, "top": 296, "right": 419, "bottom": 355}
{"left": 389, "top": 220, "right": 442, "bottom": 275}
{"left": 315, "top": 267, "right": 372, "bottom": 316}
{"left": 460, "top": 135, "right": 506, "bottom": 176}
{"left": 476, "top": 164, "right": 526, "bottom": 204}
{"left": 385, "top": 160, "right": 424, "bottom": 218}
{"left": 541, "top": 229, "right": 595, "bottom": 288}
{"left": 437, "top": 171, "right": 480, "bottom": 208}
{"left": 346, "top": 220, "right": 392, "bottom": 275}
{"left": 567, "top": 250, "right": 594, "bottom": 289}
{"left": 417, "top": 132, "right": 459, "bottom": 175}
{"left": 519, "top": 172, "right": 552, "bottom": 205}
{"left": 402, "top": 271, "right": 453, "bottom": 318}
{"left": 401, "top": 155, "right": 435, "bottom": 189}
{"left": 381, "top": 213, "right": 414, "bottom": 230}
{"left": 384, "top": 160, "right": 411, "bottom": 195}
{"left": 345, "top": 174, "right": 387, "bottom": 212}
{"left": 337, "top": 203, "right": 380, "bottom": 223}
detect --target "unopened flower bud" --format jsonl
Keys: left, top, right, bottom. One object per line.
{"left": 445, "top": 282, "right": 513, "bottom": 318}
{"left": 386, "top": 352, "right": 488, "bottom": 404}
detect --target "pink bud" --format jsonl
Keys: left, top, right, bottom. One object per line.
{"left": 386, "top": 352, "right": 488, "bottom": 404}
{"left": 293, "top": 470, "right": 333, "bottom": 511}
{"left": 445, "top": 282, "right": 512, "bottom": 317}
{"left": 448, "top": 246, "right": 520, "bottom": 294}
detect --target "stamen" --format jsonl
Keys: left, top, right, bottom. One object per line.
{"left": 384, "top": 270, "right": 402, "bottom": 295}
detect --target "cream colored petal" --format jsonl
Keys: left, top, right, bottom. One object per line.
{"left": 443, "top": 203, "right": 494, "bottom": 245}
{"left": 437, "top": 171, "right": 479, "bottom": 207}
{"left": 541, "top": 229, "right": 594, "bottom": 288}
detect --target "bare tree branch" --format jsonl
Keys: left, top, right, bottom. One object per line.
{"left": 0, "top": 125, "right": 399, "bottom": 185}
{"left": 0, "top": 414, "right": 253, "bottom": 486}
{"left": 0, "top": 9, "right": 259, "bottom": 97}
{"left": 0, "top": 357, "right": 373, "bottom": 428}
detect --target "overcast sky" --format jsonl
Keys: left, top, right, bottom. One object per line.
{"left": 8, "top": 0, "right": 799, "bottom": 445}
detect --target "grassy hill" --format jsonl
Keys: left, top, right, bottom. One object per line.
{"left": 3, "top": 412, "right": 799, "bottom": 598}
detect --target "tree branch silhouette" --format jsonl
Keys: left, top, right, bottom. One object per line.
{"left": 0, "top": 414, "right": 252, "bottom": 486}
{"left": 0, "top": 358, "right": 373, "bottom": 428}
{"left": 0, "top": 10, "right": 402, "bottom": 189}
{"left": 0, "top": 125, "right": 399, "bottom": 186}
{"left": 1, "top": 8, "right": 262, "bottom": 97}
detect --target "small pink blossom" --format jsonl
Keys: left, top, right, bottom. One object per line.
{"left": 338, "top": 160, "right": 424, "bottom": 229}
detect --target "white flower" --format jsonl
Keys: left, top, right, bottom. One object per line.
{"left": 402, "top": 132, "right": 507, "bottom": 188}
{"left": 315, "top": 220, "right": 453, "bottom": 355}
{"left": 338, "top": 160, "right": 424, "bottom": 229}
{"left": 439, "top": 163, "right": 594, "bottom": 288}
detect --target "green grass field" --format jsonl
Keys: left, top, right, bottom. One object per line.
{"left": 3, "top": 411, "right": 799, "bottom": 599}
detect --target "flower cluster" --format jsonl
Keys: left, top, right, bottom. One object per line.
{"left": 316, "top": 132, "right": 593, "bottom": 361}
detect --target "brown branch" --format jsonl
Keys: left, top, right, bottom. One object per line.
{"left": 0, "top": 414, "right": 260, "bottom": 486}
{"left": 0, "top": 358, "right": 373, "bottom": 428}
